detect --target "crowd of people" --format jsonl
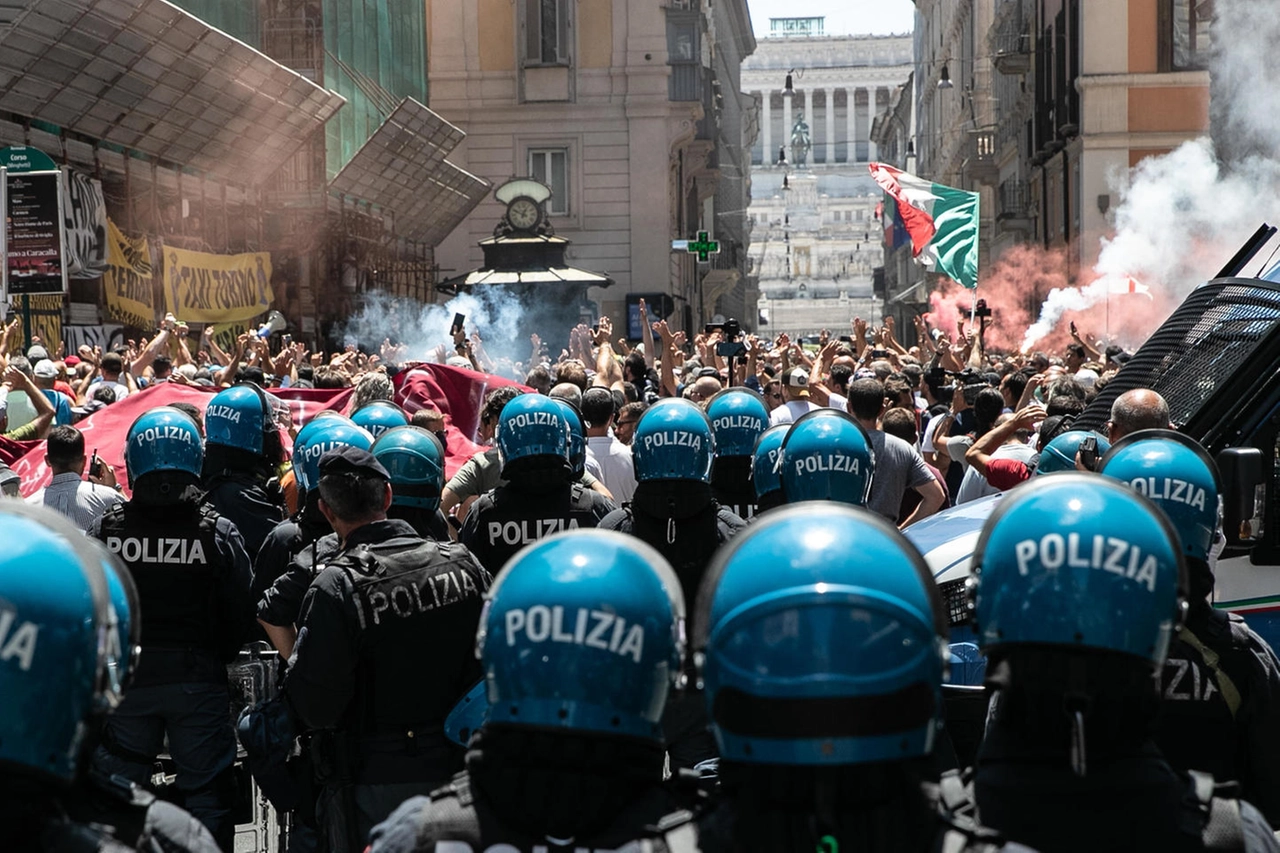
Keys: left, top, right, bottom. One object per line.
{"left": 3, "top": 297, "right": 1280, "bottom": 853}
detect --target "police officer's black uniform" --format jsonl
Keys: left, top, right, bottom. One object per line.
{"left": 1155, "top": 558, "right": 1280, "bottom": 825}
{"left": 599, "top": 482, "right": 745, "bottom": 770}
{"left": 65, "top": 770, "right": 223, "bottom": 853}
{"left": 253, "top": 492, "right": 333, "bottom": 614}
{"left": 366, "top": 728, "right": 697, "bottom": 853}
{"left": 688, "top": 763, "right": 1034, "bottom": 853}
{"left": 203, "top": 468, "right": 284, "bottom": 559}
{"left": 459, "top": 460, "right": 615, "bottom": 575}
{"left": 710, "top": 455, "right": 757, "bottom": 522}
{"left": 284, "top": 448, "right": 491, "bottom": 852}
{"left": 974, "top": 650, "right": 1280, "bottom": 852}
{"left": 90, "top": 478, "right": 254, "bottom": 851}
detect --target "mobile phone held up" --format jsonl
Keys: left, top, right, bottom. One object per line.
{"left": 450, "top": 313, "right": 466, "bottom": 337}
{"left": 1078, "top": 435, "right": 1099, "bottom": 471}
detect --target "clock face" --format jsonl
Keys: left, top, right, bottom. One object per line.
{"left": 507, "top": 197, "right": 540, "bottom": 230}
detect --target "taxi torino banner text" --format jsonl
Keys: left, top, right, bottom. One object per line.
{"left": 163, "top": 245, "right": 274, "bottom": 324}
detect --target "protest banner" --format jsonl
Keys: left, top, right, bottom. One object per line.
{"left": 163, "top": 245, "right": 273, "bottom": 324}
{"left": 103, "top": 218, "right": 156, "bottom": 329}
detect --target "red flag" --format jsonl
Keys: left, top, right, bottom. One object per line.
{"left": 394, "top": 363, "right": 529, "bottom": 478}
{"left": 15, "top": 365, "right": 527, "bottom": 497}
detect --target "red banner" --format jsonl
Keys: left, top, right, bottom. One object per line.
{"left": 14, "top": 363, "right": 524, "bottom": 497}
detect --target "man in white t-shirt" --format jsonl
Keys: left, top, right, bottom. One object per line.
{"left": 768, "top": 367, "right": 822, "bottom": 426}
{"left": 581, "top": 387, "right": 637, "bottom": 503}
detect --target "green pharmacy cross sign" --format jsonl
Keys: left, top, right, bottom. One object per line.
{"left": 686, "top": 231, "right": 720, "bottom": 262}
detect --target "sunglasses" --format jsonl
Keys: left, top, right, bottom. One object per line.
{"left": 767, "top": 392, "right": 784, "bottom": 400}
{"left": 616, "top": 420, "right": 637, "bottom": 427}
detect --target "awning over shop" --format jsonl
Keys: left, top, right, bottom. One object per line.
{"left": 437, "top": 233, "right": 614, "bottom": 294}
{"left": 0, "top": 0, "right": 345, "bottom": 185}
{"left": 328, "top": 98, "right": 488, "bottom": 247}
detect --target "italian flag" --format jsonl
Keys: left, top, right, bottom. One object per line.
{"left": 869, "top": 162, "right": 981, "bottom": 289}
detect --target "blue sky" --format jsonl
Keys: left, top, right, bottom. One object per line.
{"left": 748, "top": 0, "right": 916, "bottom": 38}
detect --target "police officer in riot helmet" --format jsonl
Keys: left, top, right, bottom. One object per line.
{"left": 599, "top": 397, "right": 746, "bottom": 769}
{"left": 367, "top": 530, "right": 694, "bottom": 853}
{"left": 969, "top": 475, "right": 1280, "bottom": 852}
{"left": 283, "top": 446, "right": 491, "bottom": 852}
{"left": 372, "top": 425, "right": 451, "bottom": 541}
{"left": 352, "top": 399, "right": 410, "bottom": 440}
{"left": 691, "top": 504, "right": 1026, "bottom": 853}
{"left": 707, "top": 387, "right": 770, "bottom": 520}
{"left": 0, "top": 503, "right": 220, "bottom": 852}
{"left": 777, "top": 409, "right": 875, "bottom": 507}
{"left": 460, "top": 394, "right": 616, "bottom": 575}
{"left": 750, "top": 424, "right": 789, "bottom": 516}
{"left": 89, "top": 406, "right": 255, "bottom": 850}
{"left": 1100, "top": 430, "right": 1280, "bottom": 824}
{"left": 201, "top": 382, "right": 287, "bottom": 557}
{"left": 255, "top": 415, "right": 373, "bottom": 658}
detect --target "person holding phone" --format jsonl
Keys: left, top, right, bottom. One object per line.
{"left": 29, "top": 425, "right": 123, "bottom": 531}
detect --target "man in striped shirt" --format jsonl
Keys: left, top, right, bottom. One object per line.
{"left": 29, "top": 424, "right": 123, "bottom": 531}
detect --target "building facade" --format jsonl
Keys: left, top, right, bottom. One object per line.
{"left": 743, "top": 25, "right": 911, "bottom": 337}
{"left": 907, "top": 0, "right": 1211, "bottom": 307}
{"left": 426, "top": 0, "right": 757, "bottom": 334}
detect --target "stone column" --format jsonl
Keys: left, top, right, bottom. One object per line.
{"left": 824, "top": 89, "right": 836, "bottom": 165}
{"left": 760, "top": 90, "right": 772, "bottom": 165}
{"left": 867, "top": 87, "right": 881, "bottom": 162}
{"left": 782, "top": 89, "right": 793, "bottom": 164}
{"left": 857, "top": 87, "right": 870, "bottom": 163}
{"left": 803, "top": 89, "right": 815, "bottom": 166}
{"left": 845, "top": 87, "right": 856, "bottom": 162}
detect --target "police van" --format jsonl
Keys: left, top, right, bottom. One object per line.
{"left": 907, "top": 226, "right": 1280, "bottom": 676}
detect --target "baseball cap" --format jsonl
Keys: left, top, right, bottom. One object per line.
{"left": 64, "top": 355, "right": 81, "bottom": 368}
{"left": 783, "top": 367, "right": 810, "bottom": 396}
{"left": 26, "top": 345, "right": 48, "bottom": 361}
{"left": 318, "top": 446, "right": 391, "bottom": 481}
{"left": 33, "top": 359, "right": 58, "bottom": 379}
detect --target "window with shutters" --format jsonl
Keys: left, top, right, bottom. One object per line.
{"left": 524, "top": 0, "right": 572, "bottom": 66}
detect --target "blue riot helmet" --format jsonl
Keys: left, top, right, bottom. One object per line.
{"left": 124, "top": 406, "right": 204, "bottom": 486}
{"left": 631, "top": 398, "right": 716, "bottom": 483}
{"left": 549, "top": 398, "right": 589, "bottom": 479}
{"left": 496, "top": 393, "right": 571, "bottom": 476}
{"left": 751, "top": 424, "right": 789, "bottom": 503}
{"left": 0, "top": 502, "right": 121, "bottom": 782}
{"left": 778, "top": 409, "right": 874, "bottom": 506}
{"left": 972, "top": 474, "right": 1186, "bottom": 665}
{"left": 1036, "top": 430, "right": 1110, "bottom": 475}
{"left": 352, "top": 400, "right": 409, "bottom": 440}
{"left": 371, "top": 426, "right": 446, "bottom": 511}
{"left": 204, "top": 383, "right": 273, "bottom": 455}
{"left": 291, "top": 418, "right": 374, "bottom": 492}
{"left": 100, "top": 547, "right": 141, "bottom": 701}
{"left": 706, "top": 388, "right": 769, "bottom": 457}
{"left": 696, "top": 504, "right": 948, "bottom": 765}
{"left": 477, "top": 530, "right": 685, "bottom": 741}
{"left": 1099, "top": 429, "right": 1221, "bottom": 562}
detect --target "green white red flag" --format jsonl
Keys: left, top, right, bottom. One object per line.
{"left": 869, "top": 162, "right": 981, "bottom": 289}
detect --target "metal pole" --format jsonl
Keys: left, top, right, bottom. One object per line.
{"left": 21, "top": 295, "right": 31, "bottom": 350}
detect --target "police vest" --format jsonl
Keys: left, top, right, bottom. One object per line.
{"left": 327, "top": 538, "right": 491, "bottom": 737}
{"left": 605, "top": 504, "right": 742, "bottom": 623}
{"left": 464, "top": 483, "right": 605, "bottom": 575}
{"left": 97, "top": 502, "right": 225, "bottom": 657}
{"left": 1155, "top": 608, "right": 1262, "bottom": 803}
{"left": 394, "top": 771, "right": 700, "bottom": 852}
{"left": 711, "top": 458, "right": 757, "bottom": 522}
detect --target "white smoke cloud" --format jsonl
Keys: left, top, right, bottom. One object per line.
{"left": 1021, "top": 0, "right": 1280, "bottom": 351}
{"left": 341, "top": 288, "right": 528, "bottom": 366}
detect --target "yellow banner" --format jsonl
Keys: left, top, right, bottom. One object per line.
{"left": 103, "top": 218, "right": 156, "bottom": 330}
{"left": 13, "top": 295, "right": 62, "bottom": 353}
{"left": 163, "top": 245, "right": 273, "bottom": 325}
